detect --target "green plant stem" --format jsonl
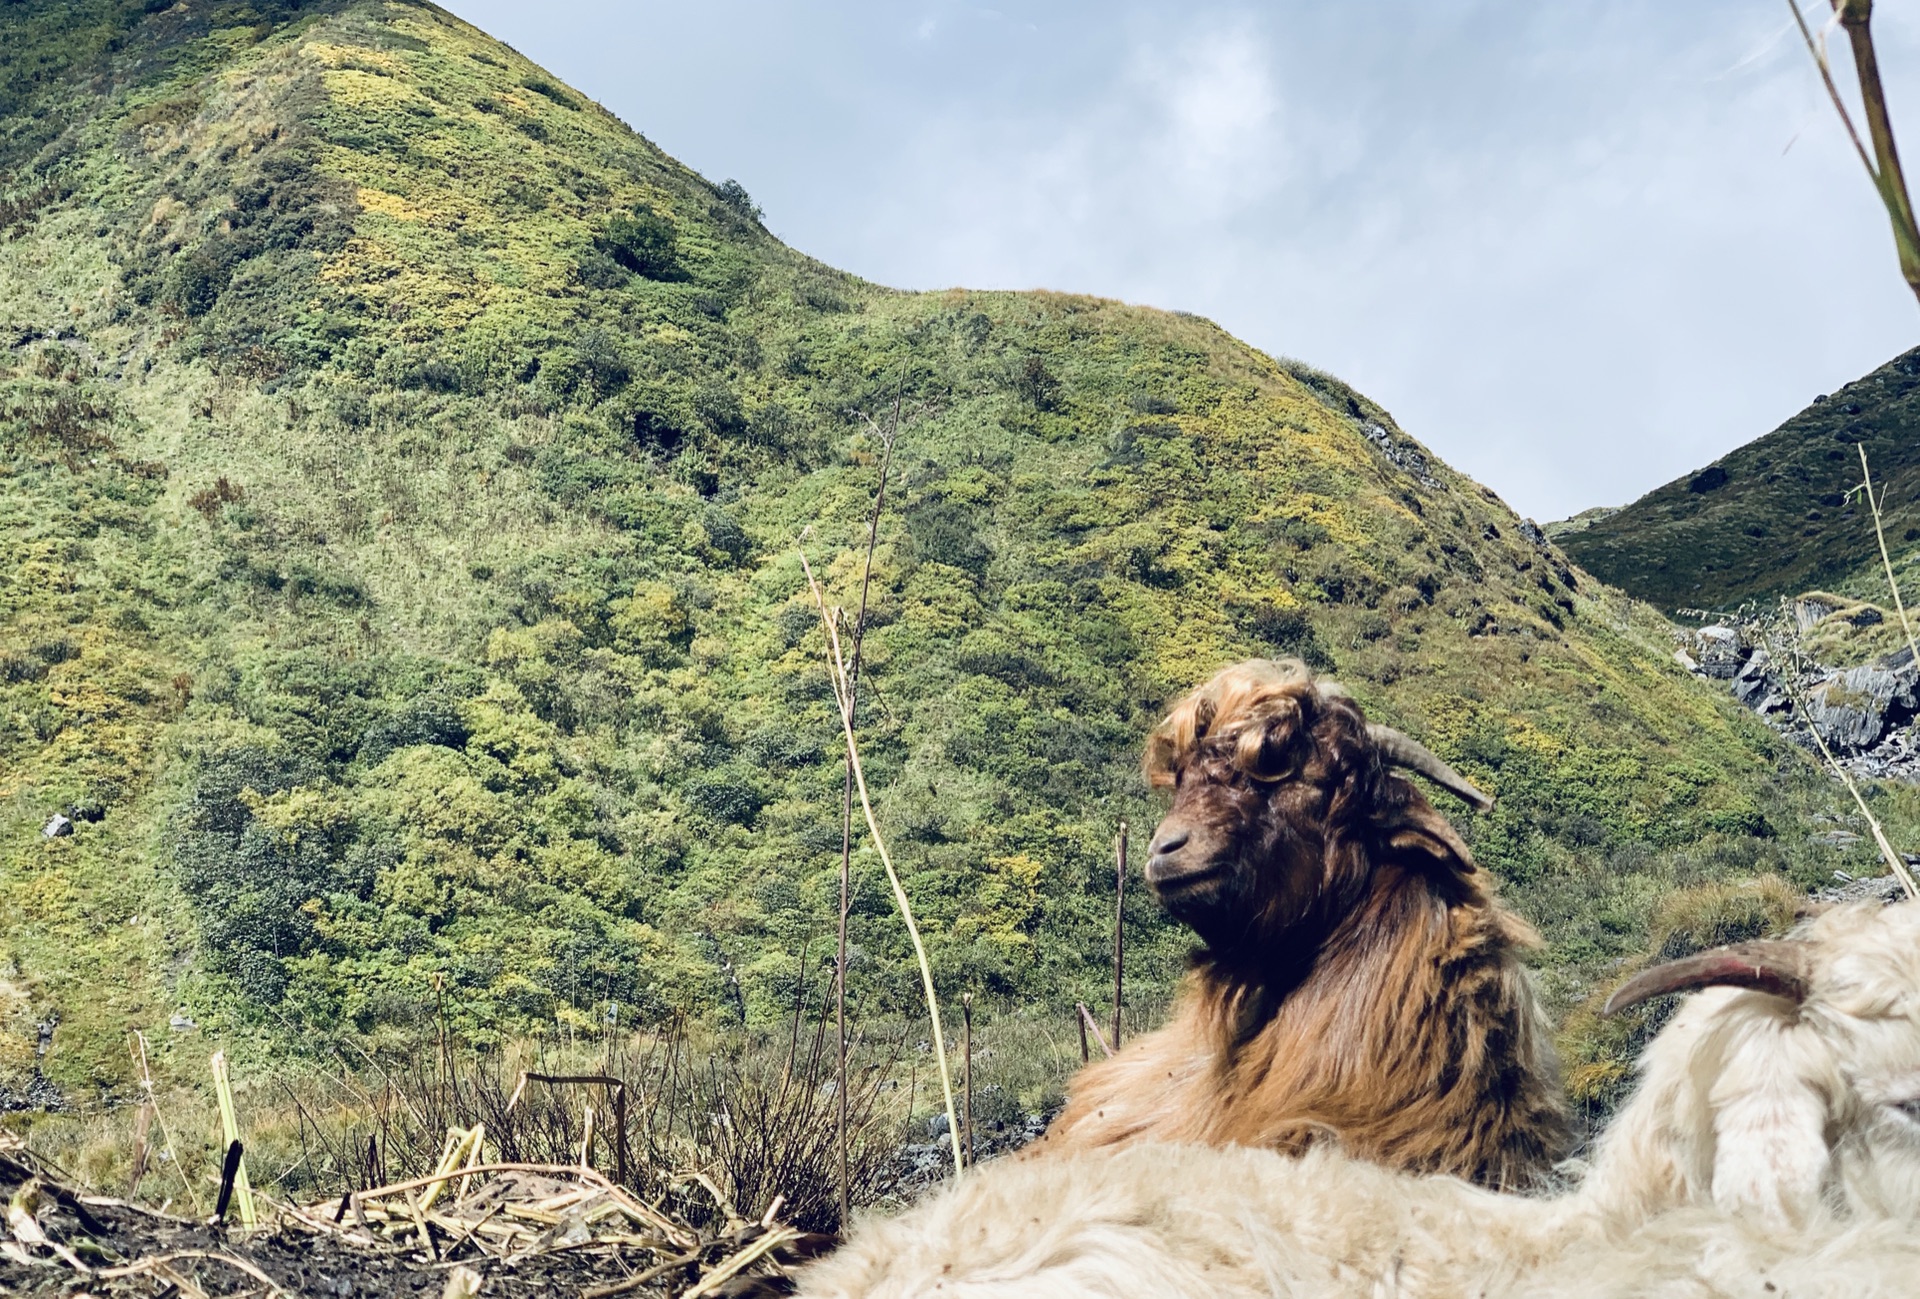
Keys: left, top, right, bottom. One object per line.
{"left": 1792, "top": 0, "right": 1879, "bottom": 179}
{"left": 1793, "top": 0, "right": 1920, "bottom": 305}
{"left": 210, "top": 1051, "right": 258, "bottom": 1229}
{"left": 802, "top": 551, "right": 964, "bottom": 1180}
{"left": 1835, "top": 0, "right": 1920, "bottom": 302}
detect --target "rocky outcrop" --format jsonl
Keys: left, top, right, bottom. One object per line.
{"left": 1681, "top": 625, "right": 1920, "bottom": 778}
{"left": 1804, "top": 665, "right": 1920, "bottom": 752}
{"left": 1732, "top": 648, "right": 1788, "bottom": 713}
{"left": 1692, "top": 626, "right": 1746, "bottom": 679}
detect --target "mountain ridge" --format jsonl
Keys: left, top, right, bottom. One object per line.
{"left": 1560, "top": 346, "right": 1920, "bottom": 614}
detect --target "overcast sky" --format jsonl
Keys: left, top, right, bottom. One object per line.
{"left": 442, "top": 0, "right": 1920, "bottom": 522}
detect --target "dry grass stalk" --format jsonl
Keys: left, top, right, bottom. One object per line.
{"left": 1854, "top": 443, "right": 1920, "bottom": 667}
{"left": 835, "top": 391, "right": 902, "bottom": 1226}
{"left": 961, "top": 994, "right": 974, "bottom": 1168}
{"left": 1764, "top": 626, "right": 1920, "bottom": 898}
{"left": 1113, "top": 820, "right": 1128, "bottom": 1051}
{"left": 100, "top": 1249, "right": 285, "bottom": 1294}
{"left": 209, "top": 1051, "right": 257, "bottom": 1229}
{"left": 131, "top": 1032, "right": 198, "bottom": 1214}
{"left": 682, "top": 1224, "right": 806, "bottom": 1298}
{"left": 800, "top": 548, "right": 965, "bottom": 1180}
{"left": 127, "top": 1100, "right": 151, "bottom": 1200}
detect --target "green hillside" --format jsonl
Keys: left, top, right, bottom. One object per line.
{"left": 1559, "top": 348, "right": 1920, "bottom": 614}
{"left": 0, "top": 0, "right": 1891, "bottom": 1106}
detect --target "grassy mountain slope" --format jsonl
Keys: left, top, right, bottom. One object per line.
{"left": 1559, "top": 347, "right": 1920, "bottom": 614}
{"left": 0, "top": 0, "right": 1895, "bottom": 1105}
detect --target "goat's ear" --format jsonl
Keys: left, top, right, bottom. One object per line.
{"left": 1707, "top": 1022, "right": 1837, "bottom": 1226}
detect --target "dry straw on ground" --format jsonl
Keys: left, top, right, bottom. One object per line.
{"left": 2, "top": 1132, "right": 812, "bottom": 1298}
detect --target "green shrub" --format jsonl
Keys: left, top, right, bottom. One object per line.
{"left": 598, "top": 205, "right": 679, "bottom": 279}
{"left": 684, "top": 770, "right": 764, "bottom": 825}
{"left": 715, "top": 178, "right": 761, "bottom": 222}
{"left": 173, "top": 746, "right": 348, "bottom": 1005}
{"left": 161, "top": 249, "right": 229, "bottom": 317}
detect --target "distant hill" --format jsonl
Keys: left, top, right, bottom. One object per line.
{"left": 0, "top": 0, "right": 1863, "bottom": 1099}
{"left": 1558, "top": 348, "right": 1920, "bottom": 614}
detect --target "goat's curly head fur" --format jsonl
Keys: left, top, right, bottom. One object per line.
{"left": 1140, "top": 659, "right": 1490, "bottom": 957}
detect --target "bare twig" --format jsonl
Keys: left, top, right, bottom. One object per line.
{"left": 1076, "top": 1003, "right": 1115, "bottom": 1058}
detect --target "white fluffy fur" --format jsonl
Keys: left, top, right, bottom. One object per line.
{"left": 794, "top": 901, "right": 1920, "bottom": 1299}
{"left": 1581, "top": 900, "right": 1920, "bottom": 1226}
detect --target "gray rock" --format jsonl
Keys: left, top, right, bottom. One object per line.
{"left": 1794, "top": 595, "right": 1848, "bottom": 633}
{"left": 1692, "top": 625, "right": 1749, "bottom": 680}
{"left": 1732, "top": 650, "right": 1788, "bottom": 713}
{"left": 41, "top": 813, "right": 71, "bottom": 839}
{"left": 1804, "top": 664, "right": 1920, "bottom": 752}
{"left": 0, "top": 1070, "right": 66, "bottom": 1113}
{"left": 1815, "top": 871, "right": 1914, "bottom": 906}
{"left": 1359, "top": 422, "right": 1441, "bottom": 489}
{"left": 1811, "top": 829, "right": 1863, "bottom": 849}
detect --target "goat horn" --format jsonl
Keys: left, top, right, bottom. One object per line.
{"left": 1601, "top": 941, "right": 1813, "bottom": 1017}
{"left": 1367, "top": 725, "right": 1494, "bottom": 812}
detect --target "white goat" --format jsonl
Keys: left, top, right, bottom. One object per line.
{"left": 789, "top": 900, "right": 1920, "bottom": 1299}
{"left": 1583, "top": 897, "right": 1920, "bottom": 1226}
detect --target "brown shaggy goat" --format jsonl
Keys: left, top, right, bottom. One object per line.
{"left": 1030, "top": 659, "right": 1569, "bottom": 1189}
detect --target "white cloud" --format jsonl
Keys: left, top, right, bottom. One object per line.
{"left": 1131, "top": 23, "right": 1283, "bottom": 210}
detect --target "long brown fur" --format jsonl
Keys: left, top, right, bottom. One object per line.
{"left": 1031, "top": 660, "right": 1570, "bottom": 1189}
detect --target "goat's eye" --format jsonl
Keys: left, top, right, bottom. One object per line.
{"left": 1889, "top": 1098, "right": 1920, "bottom": 1125}
{"left": 1246, "top": 732, "right": 1295, "bottom": 782}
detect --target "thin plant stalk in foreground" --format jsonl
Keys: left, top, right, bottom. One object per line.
{"left": 1790, "top": 0, "right": 1920, "bottom": 305}
{"left": 1854, "top": 443, "right": 1920, "bottom": 668}
{"left": 833, "top": 391, "right": 901, "bottom": 1224}
{"left": 801, "top": 551, "right": 966, "bottom": 1178}
{"left": 1113, "top": 820, "right": 1127, "bottom": 1052}
{"left": 1765, "top": 626, "right": 1920, "bottom": 898}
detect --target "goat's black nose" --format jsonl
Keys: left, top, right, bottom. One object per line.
{"left": 1151, "top": 828, "right": 1190, "bottom": 856}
